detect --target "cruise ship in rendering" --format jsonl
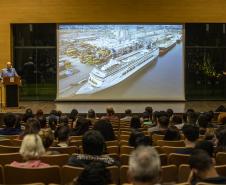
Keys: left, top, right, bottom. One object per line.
{"left": 76, "top": 45, "right": 159, "bottom": 94}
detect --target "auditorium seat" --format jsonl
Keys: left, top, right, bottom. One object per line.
{"left": 156, "top": 140, "right": 185, "bottom": 147}
{"left": 106, "top": 140, "right": 119, "bottom": 147}
{"left": 4, "top": 165, "right": 61, "bottom": 184}
{"left": 151, "top": 134, "right": 165, "bottom": 145}
{"left": 70, "top": 136, "right": 82, "bottom": 141}
{"left": 120, "top": 140, "right": 128, "bottom": 146}
{"left": 120, "top": 146, "right": 134, "bottom": 155}
{"left": 216, "top": 165, "right": 226, "bottom": 176}
{"left": 0, "top": 135, "right": 19, "bottom": 140}
{"left": 69, "top": 140, "right": 82, "bottom": 148}
{"left": 40, "top": 154, "right": 69, "bottom": 166}
{"left": 0, "top": 139, "right": 13, "bottom": 146}
{"left": 0, "top": 145, "right": 20, "bottom": 153}
{"left": 167, "top": 153, "right": 190, "bottom": 166}
{"left": 178, "top": 164, "right": 190, "bottom": 183}
{"left": 107, "top": 146, "right": 119, "bottom": 154}
{"left": 0, "top": 153, "right": 22, "bottom": 166}
{"left": 161, "top": 165, "right": 178, "bottom": 183}
{"left": 49, "top": 146, "right": 78, "bottom": 155}
{"left": 107, "top": 166, "right": 120, "bottom": 185}
{"left": 161, "top": 146, "right": 187, "bottom": 155}
{"left": 120, "top": 165, "right": 129, "bottom": 184}
{"left": 216, "top": 152, "right": 226, "bottom": 165}
{"left": 61, "top": 165, "right": 83, "bottom": 185}
{"left": 120, "top": 135, "right": 130, "bottom": 141}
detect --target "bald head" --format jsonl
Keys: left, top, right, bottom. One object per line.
{"left": 6, "top": 62, "right": 12, "bottom": 69}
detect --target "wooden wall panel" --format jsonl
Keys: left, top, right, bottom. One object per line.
{"left": 0, "top": 0, "right": 226, "bottom": 66}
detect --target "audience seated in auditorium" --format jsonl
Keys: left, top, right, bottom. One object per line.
{"left": 177, "top": 124, "right": 199, "bottom": 154}
{"left": 183, "top": 109, "right": 195, "bottom": 124}
{"left": 55, "top": 126, "right": 70, "bottom": 147}
{"left": 74, "top": 161, "right": 112, "bottom": 185}
{"left": 59, "top": 115, "right": 69, "bottom": 126}
{"left": 197, "top": 114, "right": 209, "bottom": 135}
{"left": 171, "top": 115, "right": 183, "bottom": 129}
{"left": 35, "top": 109, "right": 47, "bottom": 128}
{"left": 68, "top": 130, "right": 116, "bottom": 167}
{"left": 87, "top": 109, "right": 98, "bottom": 124}
{"left": 19, "top": 118, "right": 41, "bottom": 139}
{"left": 128, "top": 146, "right": 161, "bottom": 185}
{"left": 144, "top": 106, "right": 153, "bottom": 120}
{"left": 39, "top": 128, "right": 59, "bottom": 155}
{"left": 120, "top": 109, "right": 133, "bottom": 122}
{"left": 93, "top": 119, "right": 115, "bottom": 141}
{"left": 216, "top": 127, "right": 226, "bottom": 152}
{"left": 148, "top": 114, "right": 169, "bottom": 134}
{"left": 71, "top": 117, "right": 90, "bottom": 136}
{"left": 0, "top": 112, "right": 21, "bottom": 135}
{"left": 187, "top": 111, "right": 200, "bottom": 126}
{"left": 101, "top": 107, "right": 119, "bottom": 121}
{"left": 188, "top": 149, "right": 226, "bottom": 185}
{"left": 130, "top": 115, "right": 142, "bottom": 130}
{"left": 163, "top": 125, "right": 181, "bottom": 141}
{"left": 129, "top": 130, "right": 150, "bottom": 148}
{"left": 69, "top": 109, "right": 79, "bottom": 122}
{"left": 10, "top": 134, "right": 49, "bottom": 168}
{"left": 22, "top": 108, "right": 34, "bottom": 122}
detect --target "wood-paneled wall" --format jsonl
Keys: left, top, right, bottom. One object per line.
{"left": 1, "top": 0, "right": 226, "bottom": 67}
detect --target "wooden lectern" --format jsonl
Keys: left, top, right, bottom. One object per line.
{"left": 1, "top": 76, "right": 21, "bottom": 107}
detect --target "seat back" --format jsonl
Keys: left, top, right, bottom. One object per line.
{"left": 216, "top": 152, "right": 226, "bottom": 165}
{"left": 215, "top": 165, "right": 226, "bottom": 176}
{"left": 120, "top": 135, "right": 130, "bottom": 141}
{"left": 120, "top": 146, "right": 134, "bottom": 155}
{"left": 168, "top": 153, "right": 190, "bottom": 166}
{"left": 107, "top": 166, "right": 119, "bottom": 185}
{"left": 161, "top": 146, "right": 186, "bottom": 155}
{"left": 40, "top": 154, "right": 69, "bottom": 166}
{"left": 161, "top": 165, "right": 178, "bottom": 183}
{"left": 120, "top": 165, "right": 129, "bottom": 184}
{"left": 107, "top": 146, "right": 119, "bottom": 154}
{"left": 120, "top": 154, "right": 129, "bottom": 165}
{"left": 156, "top": 140, "right": 185, "bottom": 147}
{"left": 0, "top": 139, "right": 12, "bottom": 146}
{"left": 0, "top": 145, "right": 20, "bottom": 153}
{"left": 49, "top": 146, "right": 77, "bottom": 155}
{"left": 152, "top": 134, "right": 164, "bottom": 144}
{"left": 178, "top": 164, "right": 191, "bottom": 183}
{"left": 61, "top": 165, "right": 83, "bottom": 185}
{"left": 0, "top": 153, "right": 23, "bottom": 166}
{"left": 4, "top": 165, "right": 61, "bottom": 184}
{"left": 106, "top": 140, "right": 119, "bottom": 147}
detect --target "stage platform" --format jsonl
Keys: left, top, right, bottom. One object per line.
{"left": 1, "top": 101, "right": 226, "bottom": 114}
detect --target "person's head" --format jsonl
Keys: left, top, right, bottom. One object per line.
{"left": 184, "top": 109, "right": 195, "bottom": 123}
{"left": 3, "top": 112, "right": 17, "bottom": 128}
{"left": 145, "top": 107, "right": 153, "bottom": 116}
{"left": 106, "top": 107, "right": 115, "bottom": 116}
{"left": 158, "top": 116, "right": 169, "bottom": 129}
{"left": 198, "top": 114, "right": 209, "bottom": 129}
{"left": 57, "top": 126, "right": 70, "bottom": 142}
{"left": 189, "top": 149, "right": 217, "bottom": 180}
{"left": 20, "top": 134, "right": 45, "bottom": 160}
{"left": 182, "top": 124, "right": 199, "bottom": 143}
{"left": 25, "top": 108, "right": 33, "bottom": 117}
{"left": 24, "top": 118, "right": 41, "bottom": 135}
{"left": 195, "top": 140, "right": 214, "bottom": 158}
{"left": 142, "top": 111, "right": 151, "bottom": 121}
{"left": 75, "top": 161, "right": 111, "bottom": 185}
{"left": 164, "top": 126, "right": 181, "bottom": 141}
{"left": 82, "top": 130, "right": 105, "bottom": 155}
{"left": 36, "top": 109, "right": 44, "bottom": 118}
{"left": 129, "top": 130, "right": 150, "bottom": 148}
{"left": 73, "top": 117, "right": 91, "bottom": 136}
{"left": 125, "top": 109, "right": 132, "bottom": 116}
{"left": 69, "top": 109, "right": 79, "bottom": 120}
{"left": 6, "top": 62, "right": 12, "bottom": 69}
{"left": 130, "top": 115, "right": 141, "bottom": 129}
{"left": 93, "top": 119, "right": 115, "bottom": 141}
{"left": 171, "top": 115, "right": 182, "bottom": 125}
{"left": 216, "top": 128, "right": 226, "bottom": 151}
{"left": 57, "top": 110, "right": 62, "bottom": 118}
{"left": 87, "top": 109, "right": 96, "bottom": 119}
{"left": 166, "top": 108, "right": 174, "bottom": 118}
{"left": 39, "top": 128, "right": 54, "bottom": 149}
{"left": 128, "top": 146, "right": 161, "bottom": 185}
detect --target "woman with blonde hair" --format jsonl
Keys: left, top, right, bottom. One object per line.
{"left": 10, "top": 134, "right": 49, "bottom": 168}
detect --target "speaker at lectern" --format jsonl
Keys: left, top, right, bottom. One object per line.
{"left": 2, "top": 76, "right": 21, "bottom": 107}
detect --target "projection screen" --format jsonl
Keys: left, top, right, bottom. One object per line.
{"left": 57, "top": 24, "right": 185, "bottom": 101}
